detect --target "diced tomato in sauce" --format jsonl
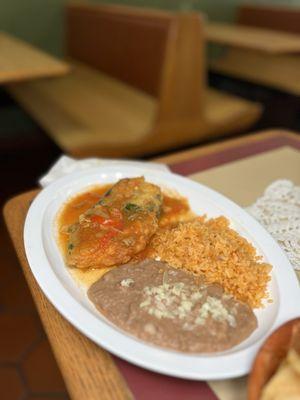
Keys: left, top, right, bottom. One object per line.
{"left": 98, "top": 230, "right": 118, "bottom": 248}
{"left": 90, "top": 214, "right": 124, "bottom": 230}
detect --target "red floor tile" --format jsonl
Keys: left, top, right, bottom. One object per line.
{"left": 0, "top": 268, "right": 36, "bottom": 313}
{"left": 22, "top": 337, "right": 67, "bottom": 394}
{"left": 0, "top": 222, "right": 22, "bottom": 289}
{"left": 0, "top": 366, "right": 25, "bottom": 400}
{"left": 0, "top": 220, "right": 69, "bottom": 398}
{"left": 0, "top": 312, "right": 40, "bottom": 362}
{"left": 0, "top": 221, "right": 36, "bottom": 315}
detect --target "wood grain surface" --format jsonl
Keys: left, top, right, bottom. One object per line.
{"left": 205, "top": 22, "right": 300, "bottom": 53}
{"left": 0, "top": 32, "right": 70, "bottom": 84}
{"left": 3, "top": 130, "right": 300, "bottom": 400}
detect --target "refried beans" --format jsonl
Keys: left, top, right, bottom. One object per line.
{"left": 88, "top": 259, "right": 257, "bottom": 353}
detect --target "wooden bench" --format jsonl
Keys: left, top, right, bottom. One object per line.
{"left": 210, "top": 4, "right": 300, "bottom": 96}
{"left": 7, "top": 2, "right": 262, "bottom": 158}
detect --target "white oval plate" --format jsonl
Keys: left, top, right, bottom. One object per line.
{"left": 24, "top": 165, "right": 300, "bottom": 380}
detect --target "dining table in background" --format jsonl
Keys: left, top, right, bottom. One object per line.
{"left": 205, "top": 22, "right": 300, "bottom": 54}
{"left": 3, "top": 129, "right": 300, "bottom": 400}
{"left": 0, "top": 31, "right": 70, "bottom": 84}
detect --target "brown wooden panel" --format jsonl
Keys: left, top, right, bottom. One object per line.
{"left": 65, "top": 3, "right": 172, "bottom": 96}
{"left": 237, "top": 4, "right": 300, "bottom": 35}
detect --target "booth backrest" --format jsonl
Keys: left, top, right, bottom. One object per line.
{"left": 237, "top": 4, "right": 300, "bottom": 35}
{"left": 65, "top": 3, "right": 173, "bottom": 96}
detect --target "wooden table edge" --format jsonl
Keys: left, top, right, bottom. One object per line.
{"left": 2, "top": 63, "right": 71, "bottom": 85}
{"left": 154, "top": 129, "right": 300, "bottom": 165}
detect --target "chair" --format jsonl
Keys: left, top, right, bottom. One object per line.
{"left": 7, "top": 2, "right": 262, "bottom": 158}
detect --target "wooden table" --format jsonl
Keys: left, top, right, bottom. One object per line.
{"left": 206, "top": 22, "right": 300, "bottom": 54}
{"left": 0, "top": 32, "right": 70, "bottom": 84}
{"left": 3, "top": 130, "right": 300, "bottom": 400}
{"left": 210, "top": 49, "right": 300, "bottom": 96}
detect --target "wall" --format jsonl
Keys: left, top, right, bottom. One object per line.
{"left": 0, "top": 0, "right": 300, "bottom": 55}
{"left": 0, "top": 0, "right": 64, "bottom": 55}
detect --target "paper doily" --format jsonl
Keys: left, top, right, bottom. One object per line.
{"left": 247, "top": 180, "right": 300, "bottom": 270}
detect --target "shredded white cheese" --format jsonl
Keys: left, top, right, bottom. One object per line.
{"left": 140, "top": 282, "right": 236, "bottom": 328}
{"left": 120, "top": 278, "right": 134, "bottom": 287}
{"left": 196, "top": 296, "right": 236, "bottom": 327}
{"left": 140, "top": 282, "right": 201, "bottom": 320}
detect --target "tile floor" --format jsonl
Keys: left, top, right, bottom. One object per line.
{"left": 0, "top": 222, "right": 69, "bottom": 400}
